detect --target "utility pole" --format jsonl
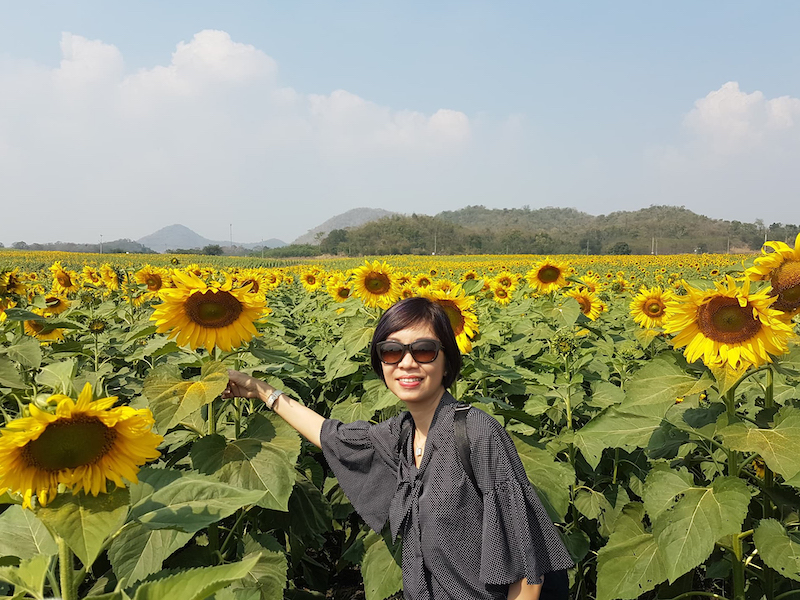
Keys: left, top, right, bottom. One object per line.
{"left": 229, "top": 224, "right": 233, "bottom": 249}
{"left": 100, "top": 234, "right": 103, "bottom": 255}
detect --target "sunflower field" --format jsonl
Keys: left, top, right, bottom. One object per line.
{"left": 1, "top": 242, "right": 800, "bottom": 600}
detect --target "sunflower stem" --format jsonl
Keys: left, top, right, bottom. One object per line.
{"left": 724, "top": 388, "right": 740, "bottom": 477}
{"left": 58, "top": 536, "right": 77, "bottom": 600}
{"left": 763, "top": 367, "right": 776, "bottom": 600}
{"left": 208, "top": 399, "right": 216, "bottom": 435}
{"left": 730, "top": 532, "right": 746, "bottom": 600}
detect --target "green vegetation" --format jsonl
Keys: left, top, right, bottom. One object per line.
{"left": 315, "top": 205, "right": 800, "bottom": 256}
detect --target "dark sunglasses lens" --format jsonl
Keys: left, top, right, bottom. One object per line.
{"left": 378, "top": 343, "right": 405, "bottom": 364}
{"left": 411, "top": 341, "right": 438, "bottom": 363}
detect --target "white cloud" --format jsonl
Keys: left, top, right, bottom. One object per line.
{"left": 682, "top": 81, "right": 800, "bottom": 155}
{"left": 647, "top": 82, "right": 800, "bottom": 225}
{"left": 0, "top": 30, "right": 474, "bottom": 244}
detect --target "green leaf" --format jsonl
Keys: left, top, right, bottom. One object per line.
{"left": 329, "top": 396, "right": 376, "bottom": 423}
{"left": 512, "top": 435, "right": 574, "bottom": 522}
{"left": 287, "top": 478, "right": 332, "bottom": 549}
{"left": 191, "top": 435, "right": 297, "bottom": 511}
{"left": 0, "top": 505, "right": 57, "bottom": 560}
{"left": 648, "top": 475, "right": 751, "bottom": 582}
{"left": 34, "top": 358, "right": 77, "bottom": 394}
{"left": 596, "top": 505, "right": 668, "bottom": 600}
{"left": 643, "top": 464, "right": 695, "bottom": 522}
{"left": 132, "top": 555, "right": 260, "bottom": 600}
{"left": 128, "top": 471, "right": 264, "bottom": 533}
{"left": 229, "top": 532, "right": 288, "bottom": 599}
{"left": 621, "top": 355, "right": 711, "bottom": 417}
{"left": 5, "top": 338, "right": 42, "bottom": 369}
{"left": 340, "top": 326, "right": 374, "bottom": 359}
{"left": 361, "top": 537, "right": 402, "bottom": 600}
{"left": 107, "top": 522, "right": 192, "bottom": 584}
{"left": 363, "top": 378, "right": 400, "bottom": 411}
{"left": 719, "top": 406, "right": 800, "bottom": 481}
{"left": 589, "top": 381, "right": 624, "bottom": 409}
{"left": 36, "top": 489, "right": 129, "bottom": 568}
{"left": 571, "top": 408, "right": 662, "bottom": 469}
{"left": 243, "top": 413, "right": 302, "bottom": 467}
{"left": 0, "top": 357, "right": 25, "bottom": 389}
{"left": 753, "top": 519, "right": 800, "bottom": 582}
{"left": 144, "top": 361, "right": 229, "bottom": 431}
{"left": 0, "top": 554, "right": 49, "bottom": 599}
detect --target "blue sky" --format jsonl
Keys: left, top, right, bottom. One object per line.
{"left": 1, "top": 2, "right": 799, "bottom": 245}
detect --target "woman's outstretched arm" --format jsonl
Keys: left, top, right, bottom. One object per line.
{"left": 223, "top": 370, "right": 325, "bottom": 448}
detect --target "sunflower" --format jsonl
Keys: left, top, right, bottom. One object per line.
{"left": 135, "top": 265, "right": 168, "bottom": 293}
{"left": 461, "top": 269, "right": 480, "bottom": 282}
{"left": 300, "top": 269, "right": 323, "bottom": 293}
{"left": 0, "top": 298, "right": 16, "bottom": 323}
{"left": 421, "top": 285, "right": 478, "bottom": 353}
{"left": 43, "top": 294, "right": 70, "bottom": 316}
{"left": 414, "top": 274, "right": 433, "bottom": 289}
{"left": 629, "top": 286, "right": 674, "bottom": 329}
{"left": 608, "top": 276, "right": 630, "bottom": 294}
{"left": 746, "top": 232, "right": 800, "bottom": 316}
{"left": 0, "top": 268, "right": 27, "bottom": 295}
{"left": 326, "top": 275, "right": 352, "bottom": 302}
{"left": 664, "top": 276, "right": 795, "bottom": 379}
{"left": 351, "top": 260, "right": 401, "bottom": 309}
{"left": 564, "top": 287, "right": 605, "bottom": 321}
{"left": 493, "top": 271, "right": 518, "bottom": 290}
{"left": 99, "top": 264, "right": 120, "bottom": 292}
{"left": 578, "top": 274, "right": 601, "bottom": 293}
{"left": 0, "top": 383, "right": 162, "bottom": 509}
{"left": 525, "top": 258, "right": 569, "bottom": 294}
{"left": 399, "top": 284, "right": 416, "bottom": 300}
{"left": 491, "top": 283, "right": 513, "bottom": 306}
{"left": 82, "top": 266, "right": 102, "bottom": 286}
{"left": 24, "top": 310, "right": 64, "bottom": 343}
{"left": 49, "top": 262, "right": 80, "bottom": 295}
{"left": 150, "top": 271, "right": 266, "bottom": 353}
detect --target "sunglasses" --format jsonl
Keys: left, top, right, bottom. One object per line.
{"left": 375, "top": 338, "right": 442, "bottom": 365}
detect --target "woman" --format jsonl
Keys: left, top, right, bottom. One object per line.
{"left": 224, "top": 297, "right": 573, "bottom": 600}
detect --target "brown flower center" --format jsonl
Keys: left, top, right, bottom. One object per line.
{"left": 417, "top": 277, "right": 431, "bottom": 288}
{"left": 577, "top": 296, "right": 592, "bottom": 314}
{"left": 22, "top": 416, "right": 116, "bottom": 471}
{"left": 770, "top": 260, "right": 800, "bottom": 313}
{"left": 697, "top": 296, "right": 761, "bottom": 344}
{"left": 537, "top": 266, "right": 561, "bottom": 284}
{"left": 337, "top": 287, "right": 351, "bottom": 299}
{"left": 645, "top": 299, "right": 666, "bottom": 317}
{"left": 184, "top": 290, "right": 243, "bottom": 328}
{"left": 365, "top": 272, "right": 391, "bottom": 295}
{"left": 56, "top": 272, "right": 72, "bottom": 288}
{"left": 146, "top": 275, "right": 163, "bottom": 291}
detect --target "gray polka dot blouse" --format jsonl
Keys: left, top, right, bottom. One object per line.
{"left": 320, "top": 392, "right": 574, "bottom": 599}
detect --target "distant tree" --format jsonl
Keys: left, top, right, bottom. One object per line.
{"left": 0, "top": 242, "right": 4, "bottom": 248}
{"left": 202, "top": 244, "right": 224, "bottom": 256}
{"left": 320, "top": 229, "right": 349, "bottom": 254}
{"left": 12, "top": 241, "right": 28, "bottom": 249}
{"left": 609, "top": 241, "right": 632, "bottom": 255}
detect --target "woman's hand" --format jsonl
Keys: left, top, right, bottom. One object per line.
{"left": 224, "top": 369, "right": 325, "bottom": 448}
{"left": 223, "top": 370, "right": 271, "bottom": 402}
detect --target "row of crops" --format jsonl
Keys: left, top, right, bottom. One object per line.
{"left": 0, "top": 243, "right": 799, "bottom": 600}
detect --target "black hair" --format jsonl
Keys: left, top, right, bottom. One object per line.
{"left": 370, "top": 296, "right": 462, "bottom": 388}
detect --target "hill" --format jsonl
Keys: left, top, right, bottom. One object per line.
{"left": 137, "top": 225, "right": 285, "bottom": 254}
{"left": 317, "top": 205, "right": 798, "bottom": 255}
{"left": 292, "top": 208, "right": 396, "bottom": 245}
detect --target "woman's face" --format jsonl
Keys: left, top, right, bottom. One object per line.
{"left": 380, "top": 321, "right": 446, "bottom": 407}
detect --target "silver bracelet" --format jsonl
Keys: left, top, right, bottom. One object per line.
{"left": 265, "top": 389, "right": 283, "bottom": 410}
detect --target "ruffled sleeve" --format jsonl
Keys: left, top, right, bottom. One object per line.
{"left": 319, "top": 417, "right": 401, "bottom": 533}
{"left": 468, "top": 411, "right": 574, "bottom": 586}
